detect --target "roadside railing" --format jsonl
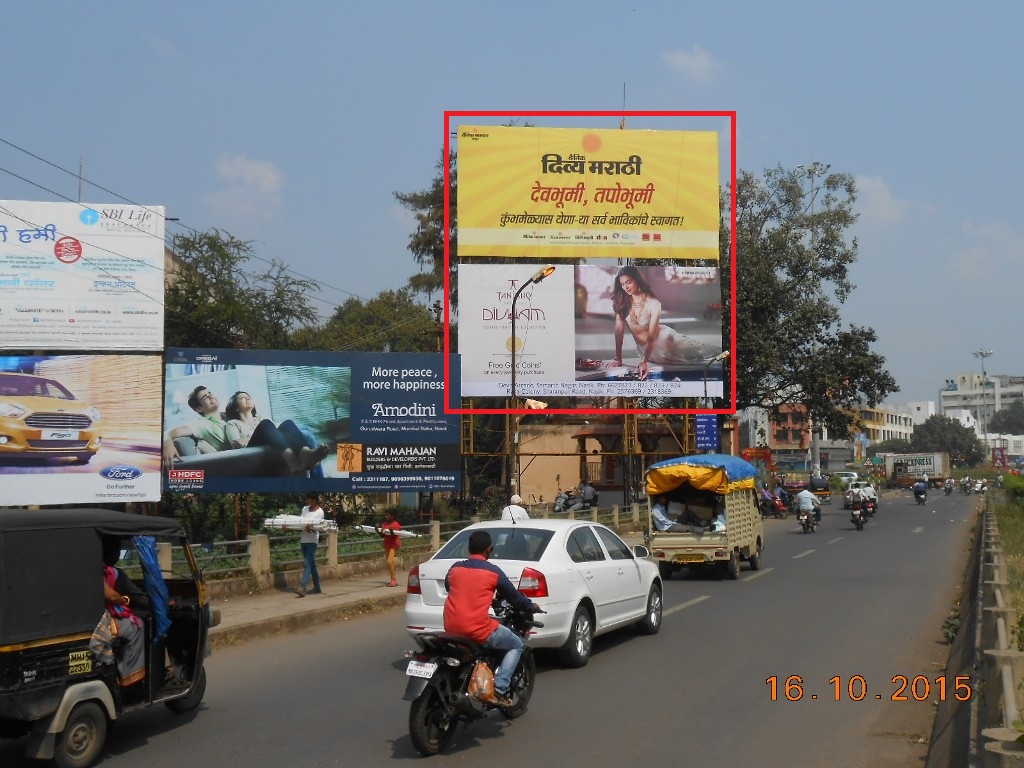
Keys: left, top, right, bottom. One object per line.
{"left": 193, "top": 503, "right": 646, "bottom": 596}
{"left": 975, "top": 495, "right": 1024, "bottom": 766}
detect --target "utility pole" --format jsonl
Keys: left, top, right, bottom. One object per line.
{"left": 797, "top": 162, "right": 830, "bottom": 476}
{"left": 974, "top": 349, "right": 993, "bottom": 457}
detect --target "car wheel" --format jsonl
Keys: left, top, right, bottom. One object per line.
{"left": 748, "top": 546, "right": 762, "bottom": 570}
{"left": 54, "top": 701, "right": 107, "bottom": 768}
{"left": 635, "top": 584, "right": 663, "bottom": 635}
{"left": 560, "top": 605, "right": 594, "bottom": 667}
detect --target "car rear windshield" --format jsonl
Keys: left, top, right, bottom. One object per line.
{"left": 436, "top": 527, "right": 554, "bottom": 562}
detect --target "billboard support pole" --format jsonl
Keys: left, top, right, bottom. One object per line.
{"left": 508, "top": 266, "right": 556, "bottom": 499}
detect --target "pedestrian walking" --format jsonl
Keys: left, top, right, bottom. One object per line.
{"left": 296, "top": 492, "right": 323, "bottom": 597}
{"left": 376, "top": 510, "right": 402, "bottom": 587}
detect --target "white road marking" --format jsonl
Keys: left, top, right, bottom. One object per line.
{"left": 793, "top": 550, "right": 815, "bottom": 559}
{"left": 912, "top": 527, "right": 925, "bottom": 533}
{"left": 827, "top": 537, "right": 842, "bottom": 544}
{"left": 742, "top": 567, "right": 775, "bottom": 582}
{"left": 664, "top": 595, "right": 711, "bottom": 617}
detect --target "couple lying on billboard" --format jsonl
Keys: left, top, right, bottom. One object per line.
{"left": 162, "top": 386, "right": 329, "bottom": 477}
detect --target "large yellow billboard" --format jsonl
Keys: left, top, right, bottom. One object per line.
{"left": 457, "top": 125, "right": 719, "bottom": 260}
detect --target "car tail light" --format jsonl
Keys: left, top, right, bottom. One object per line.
{"left": 407, "top": 565, "right": 421, "bottom": 595}
{"left": 518, "top": 567, "right": 548, "bottom": 598}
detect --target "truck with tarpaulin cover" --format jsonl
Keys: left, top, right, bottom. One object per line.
{"left": 643, "top": 453, "right": 765, "bottom": 580}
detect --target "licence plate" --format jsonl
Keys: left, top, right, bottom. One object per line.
{"left": 42, "top": 429, "right": 80, "bottom": 441}
{"left": 406, "top": 660, "right": 438, "bottom": 679}
{"left": 674, "top": 554, "right": 705, "bottom": 564}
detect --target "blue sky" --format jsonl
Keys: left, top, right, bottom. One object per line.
{"left": 2, "top": 1, "right": 1019, "bottom": 406}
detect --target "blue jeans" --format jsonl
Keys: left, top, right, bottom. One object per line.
{"left": 300, "top": 542, "right": 320, "bottom": 592}
{"left": 483, "top": 623, "right": 523, "bottom": 696}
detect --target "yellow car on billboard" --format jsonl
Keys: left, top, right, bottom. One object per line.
{"left": 0, "top": 372, "right": 101, "bottom": 464}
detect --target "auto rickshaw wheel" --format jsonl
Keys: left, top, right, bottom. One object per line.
{"left": 54, "top": 701, "right": 107, "bottom": 768}
{"left": 165, "top": 666, "right": 206, "bottom": 713}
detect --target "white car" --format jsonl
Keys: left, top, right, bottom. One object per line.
{"left": 831, "top": 471, "right": 859, "bottom": 488}
{"left": 843, "top": 481, "right": 878, "bottom": 509}
{"left": 404, "top": 518, "right": 663, "bottom": 667}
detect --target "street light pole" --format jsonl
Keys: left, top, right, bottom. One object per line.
{"left": 703, "top": 350, "right": 731, "bottom": 407}
{"left": 798, "top": 162, "right": 830, "bottom": 476}
{"left": 974, "top": 348, "right": 994, "bottom": 459}
{"left": 507, "top": 265, "right": 556, "bottom": 499}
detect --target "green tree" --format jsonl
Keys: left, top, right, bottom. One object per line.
{"left": 867, "top": 437, "right": 914, "bottom": 456}
{"left": 294, "top": 289, "right": 440, "bottom": 353}
{"left": 989, "top": 400, "right": 1024, "bottom": 434}
{"left": 394, "top": 150, "right": 457, "bottom": 301}
{"left": 722, "top": 165, "right": 898, "bottom": 435}
{"left": 166, "top": 229, "right": 319, "bottom": 349}
{"left": 910, "top": 415, "right": 983, "bottom": 466}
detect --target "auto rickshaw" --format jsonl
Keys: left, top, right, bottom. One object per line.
{"left": 0, "top": 508, "right": 219, "bottom": 767}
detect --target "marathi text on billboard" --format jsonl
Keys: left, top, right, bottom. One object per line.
{"left": 457, "top": 126, "right": 719, "bottom": 260}
{"left": 0, "top": 201, "right": 165, "bottom": 350}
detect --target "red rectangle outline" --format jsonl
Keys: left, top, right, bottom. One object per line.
{"left": 442, "top": 110, "right": 737, "bottom": 416}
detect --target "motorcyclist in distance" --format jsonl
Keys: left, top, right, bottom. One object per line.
{"left": 912, "top": 479, "right": 927, "bottom": 500}
{"left": 794, "top": 487, "right": 821, "bottom": 523}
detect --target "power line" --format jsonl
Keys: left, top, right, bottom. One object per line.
{"left": 0, "top": 138, "right": 435, "bottom": 347}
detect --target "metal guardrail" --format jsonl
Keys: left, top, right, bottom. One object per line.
{"left": 976, "top": 495, "right": 1024, "bottom": 766}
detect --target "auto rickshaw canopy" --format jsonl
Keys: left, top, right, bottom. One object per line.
{"left": 645, "top": 453, "right": 759, "bottom": 497}
{"left": 0, "top": 508, "right": 184, "bottom": 645}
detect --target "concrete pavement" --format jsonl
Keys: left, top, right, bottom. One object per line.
{"left": 208, "top": 566, "right": 407, "bottom": 648}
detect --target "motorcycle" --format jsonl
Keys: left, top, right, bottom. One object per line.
{"left": 759, "top": 494, "right": 789, "bottom": 520}
{"left": 798, "top": 509, "right": 817, "bottom": 534}
{"left": 404, "top": 599, "right": 543, "bottom": 756}
{"left": 944, "top": 483, "right": 954, "bottom": 496}
{"left": 960, "top": 481, "right": 972, "bottom": 496}
{"left": 861, "top": 497, "right": 877, "bottom": 517}
{"left": 974, "top": 479, "right": 987, "bottom": 494}
{"left": 850, "top": 504, "right": 865, "bottom": 531}
{"left": 914, "top": 489, "right": 927, "bottom": 505}
{"left": 553, "top": 490, "right": 581, "bottom": 514}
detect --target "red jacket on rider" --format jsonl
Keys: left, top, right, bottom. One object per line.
{"left": 443, "top": 554, "right": 534, "bottom": 643}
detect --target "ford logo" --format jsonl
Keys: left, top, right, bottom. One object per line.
{"left": 100, "top": 465, "right": 143, "bottom": 481}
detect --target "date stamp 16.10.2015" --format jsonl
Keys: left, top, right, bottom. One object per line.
{"left": 766, "top": 675, "right": 973, "bottom": 702}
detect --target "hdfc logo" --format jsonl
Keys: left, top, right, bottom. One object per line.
{"left": 169, "top": 470, "right": 205, "bottom": 480}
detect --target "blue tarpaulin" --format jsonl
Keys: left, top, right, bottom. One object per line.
{"left": 133, "top": 535, "right": 171, "bottom": 644}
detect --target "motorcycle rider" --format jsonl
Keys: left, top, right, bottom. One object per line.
{"left": 760, "top": 483, "right": 775, "bottom": 513}
{"left": 912, "top": 479, "right": 927, "bottom": 501}
{"left": 849, "top": 484, "right": 869, "bottom": 517}
{"left": 443, "top": 530, "right": 540, "bottom": 706}
{"left": 794, "top": 487, "right": 821, "bottom": 523}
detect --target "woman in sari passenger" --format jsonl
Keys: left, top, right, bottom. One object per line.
{"left": 612, "top": 266, "right": 717, "bottom": 380}
{"left": 101, "top": 539, "right": 146, "bottom": 687}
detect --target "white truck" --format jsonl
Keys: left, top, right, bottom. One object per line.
{"left": 882, "top": 452, "right": 951, "bottom": 488}
{"left": 644, "top": 454, "right": 765, "bottom": 580}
